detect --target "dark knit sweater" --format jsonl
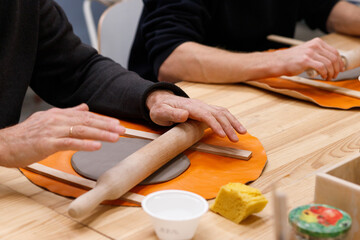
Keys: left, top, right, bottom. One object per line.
{"left": 0, "top": 0, "right": 187, "bottom": 129}
{"left": 128, "top": 0, "right": 339, "bottom": 82}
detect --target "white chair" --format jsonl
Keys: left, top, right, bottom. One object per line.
{"left": 97, "top": 0, "right": 143, "bottom": 68}
{"left": 83, "top": 0, "right": 122, "bottom": 49}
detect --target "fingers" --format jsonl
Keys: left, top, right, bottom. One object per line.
{"left": 66, "top": 125, "right": 120, "bottom": 142}
{"left": 197, "top": 111, "right": 227, "bottom": 138}
{"left": 208, "top": 112, "right": 239, "bottom": 142}
{"left": 283, "top": 38, "right": 344, "bottom": 80}
{"left": 41, "top": 105, "right": 125, "bottom": 145}
{"left": 48, "top": 106, "right": 126, "bottom": 137}
{"left": 200, "top": 107, "right": 247, "bottom": 142}
{"left": 150, "top": 104, "right": 189, "bottom": 126}
{"left": 147, "top": 91, "right": 238, "bottom": 139}
{"left": 63, "top": 112, "right": 125, "bottom": 142}
{"left": 219, "top": 107, "right": 247, "bottom": 135}
{"left": 147, "top": 93, "right": 247, "bottom": 142}
{"left": 71, "top": 103, "right": 89, "bottom": 111}
{"left": 319, "top": 41, "right": 344, "bottom": 78}
{"left": 70, "top": 116, "right": 125, "bottom": 135}
{"left": 61, "top": 108, "right": 124, "bottom": 132}
{"left": 313, "top": 42, "right": 341, "bottom": 80}
{"left": 53, "top": 138, "right": 102, "bottom": 152}
{"left": 309, "top": 55, "right": 334, "bottom": 80}
{"left": 194, "top": 106, "right": 246, "bottom": 142}
{"left": 303, "top": 38, "right": 343, "bottom": 80}
{"left": 6, "top": 105, "right": 128, "bottom": 167}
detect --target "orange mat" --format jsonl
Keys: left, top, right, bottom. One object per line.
{"left": 245, "top": 48, "right": 360, "bottom": 109}
{"left": 20, "top": 120, "right": 267, "bottom": 206}
{"left": 247, "top": 77, "right": 360, "bottom": 109}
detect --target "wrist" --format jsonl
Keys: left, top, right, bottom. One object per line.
{"left": 243, "top": 51, "right": 283, "bottom": 79}
{"left": 0, "top": 129, "right": 12, "bottom": 167}
{"left": 262, "top": 50, "right": 289, "bottom": 77}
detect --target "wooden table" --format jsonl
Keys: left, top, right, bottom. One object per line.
{"left": 1, "top": 34, "right": 359, "bottom": 239}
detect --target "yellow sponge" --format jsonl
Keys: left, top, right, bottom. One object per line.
{"left": 210, "top": 183, "right": 268, "bottom": 223}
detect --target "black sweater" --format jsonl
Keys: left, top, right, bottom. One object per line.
{"left": 128, "top": 0, "right": 339, "bottom": 82}
{"left": 0, "top": 0, "right": 186, "bottom": 129}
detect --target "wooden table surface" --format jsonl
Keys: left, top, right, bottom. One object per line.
{"left": 1, "top": 34, "right": 359, "bottom": 240}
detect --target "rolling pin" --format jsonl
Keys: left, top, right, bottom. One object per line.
{"left": 24, "top": 163, "right": 145, "bottom": 204}
{"left": 124, "top": 128, "right": 252, "bottom": 160}
{"left": 281, "top": 75, "right": 360, "bottom": 99}
{"left": 68, "top": 120, "right": 207, "bottom": 218}
{"left": 267, "top": 34, "right": 360, "bottom": 78}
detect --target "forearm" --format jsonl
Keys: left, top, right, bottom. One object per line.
{"left": 158, "top": 42, "right": 285, "bottom": 83}
{"left": 327, "top": 1, "right": 360, "bottom": 36}
{"left": 33, "top": 1, "right": 187, "bottom": 122}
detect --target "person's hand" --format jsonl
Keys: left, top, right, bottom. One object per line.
{"left": 273, "top": 38, "right": 345, "bottom": 81}
{"left": 0, "top": 104, "right": 125, "bottom": 168}
{"left": 146, "top": 90, "right": 246, "bottom": 142}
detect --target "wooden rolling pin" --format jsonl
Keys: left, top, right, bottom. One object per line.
{"left": 24, "top": 163, "right": 145, "bottom": 204}
{"left": 124, "top": 128, "right": 252, "bottom": 160}
{"left": 68, "top": 120, "right": 207, "bottom": 218}
{"left": 267, "top": 34, "right": 360, "bottom": 78}
{"left": 281, "top": 75, "right": 360, "bottom": 99}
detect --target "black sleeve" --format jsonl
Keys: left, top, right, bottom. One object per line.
{"left": 300, "top": 0, "right": 339, "bottom": 32}
{"left": 141, "top": 0, "right": 210, "bottom": 77}
{"left": 30, "top": 0, "right": 187, "bottom": 122}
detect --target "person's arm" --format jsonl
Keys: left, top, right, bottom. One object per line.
{"left": 327, "top": 1, "right": 360, "bottom": 36}
{"left": 159, "top": 39, "right": 344, "bottom": 83}
{"left": 0, "top": 0, "right": 247, "bottom": 168}
{"left": 0, "top": 93, "right": 247, "bottom": 168}
{"left": 139, "top": 0, "right": 343, "bottom": 83}
{"left": 31, "top": 0, "right": 244, "bottom": 133}
{"left": 0, "top": 104, "right": 125, "bottom": 168}
{"left": 31, "top": 0, "right": 162, "bottom": 121}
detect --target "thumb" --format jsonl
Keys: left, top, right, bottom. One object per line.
{"left": 171, "top": 108, "right": 189, "bottom": 123}
{"left": 150, "top": 105, "right": 189, "bottom": 126}
{"left": 72, "top": 103, "right": 89, "bottom": 111}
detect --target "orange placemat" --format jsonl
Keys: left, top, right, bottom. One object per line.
{"left": 20, "top": 120, "right": 267, "bottom": 206}
{"left": 244, "top": 55, "right": 360, "bottom": 109}
{"left": 245, "top": 47, "right": 360, "bottom": 109}
{"left": 247, "top": 77, "right": 360, "bottom": 109}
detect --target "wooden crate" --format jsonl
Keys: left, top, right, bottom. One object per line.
{"left": 315, "top": 153, "right": 360, "bottom": 239}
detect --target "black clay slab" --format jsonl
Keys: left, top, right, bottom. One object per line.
{"left": 71, "top": 138, "right": 190, "bottom": 185}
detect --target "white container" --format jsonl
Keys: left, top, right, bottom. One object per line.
{"left": 142, "top": 190, "right": 208, "bottom": 240}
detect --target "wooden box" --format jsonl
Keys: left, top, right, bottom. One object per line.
{"left": 315, "top": 154, "right": 360, "bottom": 239}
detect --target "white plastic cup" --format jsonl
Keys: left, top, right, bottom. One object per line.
{"left": 142, "top": 190, "right": 208, "bottom": 240}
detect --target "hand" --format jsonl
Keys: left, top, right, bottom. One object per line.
{"left": 146, "top": 91, "right": 246, "bottom": 142}
{"left": 0, "top": 104, "right": 125, "bottom": 168}
{"left": 274, "top": 38, "right": 345, "bottom": 81}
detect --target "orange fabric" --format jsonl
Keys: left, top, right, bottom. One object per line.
{"left": 249, "top": 78, "right": 360, "bottom": 109}
{"left": 20, "top": 120, "right": 267, "bottom": 206}
{"left": 248, "top": 48, "right": 360, "bottom": 109}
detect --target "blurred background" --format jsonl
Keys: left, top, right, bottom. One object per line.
{"left": 56, "top": 0, "right": 106, "bottom": 45}
{"left": 21, "top": 0, "right": 107, "bottom": 121}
